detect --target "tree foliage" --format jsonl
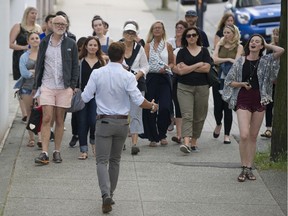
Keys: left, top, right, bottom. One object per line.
{"left": 270, "top": 0, "right": 287, "bottom": 161}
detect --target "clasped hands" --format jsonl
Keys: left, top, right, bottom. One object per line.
{"left": 150, "top": 99, "right": 158, "bottom": 113}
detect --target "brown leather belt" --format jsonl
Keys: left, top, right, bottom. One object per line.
{"left": 97, "top": 115, "right": 128, "bottom": 120}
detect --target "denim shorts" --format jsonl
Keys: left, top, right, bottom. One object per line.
{"left": 19, "top": 88, "right": 32, "bottom": 95}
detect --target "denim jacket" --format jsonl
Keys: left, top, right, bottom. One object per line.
{"left": 222, "top": 54, "right": 280, "bottom": 109}
{"left": 34, "top": 33, "right": 79, "bottom": 90}
{"left": 14, "top": 50, "right": 34, "bottom": 90}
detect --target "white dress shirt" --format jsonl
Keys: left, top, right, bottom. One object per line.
{"left": 81, "top": 62, "right": 145, "bottom": 115}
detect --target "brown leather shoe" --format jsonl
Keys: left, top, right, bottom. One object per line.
{"left": 102, "top": 194, "right": 112, "bottom": 213}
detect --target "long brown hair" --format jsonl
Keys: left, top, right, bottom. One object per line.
{"left": 79, "top": 36, "right": 106, "bottom": 66}
{"left": 217, "top": 12, "right": 234, "bottom": 32}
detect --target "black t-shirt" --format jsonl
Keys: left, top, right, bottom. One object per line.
{"left": 79, "top": 59, "right": 102, "bottom": 91}
{"left": 216, "top": 29, "right": 223, "bottom": 38}
{"left": 242, "top": 59, "right": 259, "bottom": 89}
{"left": 199, "top": 29, "right": 210, "bottom": 48}
{"left": 176, "top": 47, "right": 211, "bottom": 86}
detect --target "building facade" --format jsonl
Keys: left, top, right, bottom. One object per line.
{"left": 0, "top": 0, "right": 55, "bottom": 146}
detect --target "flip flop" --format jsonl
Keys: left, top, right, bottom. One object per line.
{"left": 171, "top": 136, "right": 182, "bottom": 144}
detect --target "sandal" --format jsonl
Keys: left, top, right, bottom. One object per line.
{"left": 260, "top": 129, "right": 272, "bottom": 138}
{"left": 78, "top": 152, "right": 88, "bottom": 160}
{"left": 149, "top": 141, "right": 157, "bottom": 147}
{"left": 160, "top": 139, "right": 168, "bottom": 146}
{"left": 37, "top": 141, "right": 42, "bottom": 149}
{"left": 171, "top": 136, "right": 182, "bottom": 144}
{"left": 91, "top": 144, "right": 96, "bottom": 157}
{"left": 237, "top": 166, "right": 247, "bottom": 182}
{"left": 27, "top": 140, "right": 35, "bottom": 147}
{"left": 246, "top": 167, "right": 256, "bottom": 180}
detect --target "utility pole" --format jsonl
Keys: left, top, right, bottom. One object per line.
{"left": 161, "top": 0, "right": 168, "bottom": 9}
{"left": 196, "top": 0, "right": 207, "bottom": 30}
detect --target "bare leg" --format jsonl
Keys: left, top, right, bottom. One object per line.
{"left": 236, "top": 109, "right": 252, "bottom": 167}
{"left": 131, "top": 133, "right": 138, "bottom": 145}
{"left": 175, "top": 117, "right": 182, "bottom": 139}
{"left": 183, "top": 137, "right": 190, "bottom": 146}
{"left": 247, "top": 111, "right": 265, "bottom": 167}
{"left": 41, "top": 105, "right": 54, "bottom": 152}
{"left": 191, "top": 137, "right": 197, "bottom": 147}
{"left": 19, "top": 98, "right": 27, "bottom": 120}
{"left": 22, "top": 94, "right": 34, "bottom": 141}
{"left": 54, "top": 107, "right": 66, "bottom": 151}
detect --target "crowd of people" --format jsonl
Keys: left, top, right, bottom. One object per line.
{"left": 10, "top": 6, "right": 284, "bottom": 214}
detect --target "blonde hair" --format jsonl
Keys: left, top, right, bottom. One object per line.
{"left": 219, "top": 24, "right": 241, "bottom": 50}
{"left": 146, "top": 21, "right": 166, "bottom": 43}
{"left": 20, "top": 7, "right": 42, "bottom": 33}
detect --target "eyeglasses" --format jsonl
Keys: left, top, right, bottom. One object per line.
{"left": 53, "top": 23, "right": 67, "bottom": 27}
{"left": 153, "top": 26, "right": 162, "bottom": 30}
{"left": 175, "top": 26, "right": 184, "bottom": 30}
{"left": 186, "top": 33, "right": 198, "bottom": 38}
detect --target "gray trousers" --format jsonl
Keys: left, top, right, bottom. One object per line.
{"left": 95, "top": 118, "right": 129, "bottom": 197}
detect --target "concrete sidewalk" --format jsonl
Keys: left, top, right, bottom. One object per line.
{"left": 0, "top": 0, "right": 286, "bottom": 215}
{"left": 0, "top": 107, "right": 285, "bottom": 216}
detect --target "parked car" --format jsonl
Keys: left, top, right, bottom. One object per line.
{"left": 180, "top": 0, "right": 227, "bottom": 5}
{"left": 225, "top": 0, "right": 281, "bottom": 44}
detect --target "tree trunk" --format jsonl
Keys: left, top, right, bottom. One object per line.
{"left": 161, "top": 0, "right": 168, "bottom": 9}
{"left": 270, "top": 0, "right": 287, "bottom": 161}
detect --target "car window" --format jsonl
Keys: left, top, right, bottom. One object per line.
{"left": 236, "top": 0, "right": 281, "bottom": 8}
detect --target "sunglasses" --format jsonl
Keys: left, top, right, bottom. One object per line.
{"left": 186, "top": 33, "right": 198, "bottom": 38}
{"left": 124, "top": 30, "right": 136, "bottom": 35}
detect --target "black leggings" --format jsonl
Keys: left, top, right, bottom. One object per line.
{"left": 212, "top": 83, "right": 232, "bottom": 136}
{"left": 265, "top": 84, "right": 275, "bottom": 127}
{"left": 172, "top": 76, "right": 182, "bottom": 118}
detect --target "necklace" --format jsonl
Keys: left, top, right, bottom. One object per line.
{"left": 248, "top": 59, "right": 259, "bottom": 83}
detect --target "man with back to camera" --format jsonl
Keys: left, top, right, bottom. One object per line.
{"left": 34, "top": 15, "right": 79, "bottom": 165}
{"left": 81, "top": 42, "right": 158, "bottom": 214}
{"left": 185, "top": 10, "right": 210, "bottom": 48}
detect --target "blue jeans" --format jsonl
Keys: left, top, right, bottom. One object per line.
{"left": 76, "top": 98, "right": 96, "bottom": 153}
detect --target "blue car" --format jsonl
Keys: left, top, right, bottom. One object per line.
{"left": 180, "top": 0, "right": 227, "bottom": 5}
{"left": 225, "top": 0, "right": 281, "bottom": 45}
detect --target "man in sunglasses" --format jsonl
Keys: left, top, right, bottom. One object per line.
{"left": 185, "top": 10, "right": 210, "bottom": 48}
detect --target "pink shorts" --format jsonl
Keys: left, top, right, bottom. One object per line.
{"left": 40, "top": 85, "right": 73, "bottom": 108}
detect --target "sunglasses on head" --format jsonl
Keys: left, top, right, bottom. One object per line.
{"left": 186, "top": 33, "right": 198, "bottom": 38}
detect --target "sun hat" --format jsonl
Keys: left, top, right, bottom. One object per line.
{"left": 123, "top": 23, "right": 137, "bottom": 33}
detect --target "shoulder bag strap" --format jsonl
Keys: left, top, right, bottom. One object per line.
{"left": 126, "top": 43, "right": 141, "bottom": 69}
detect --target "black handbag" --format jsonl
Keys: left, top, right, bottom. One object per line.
{"left": 26, "top": 105, "right": 42, "bottom": 135}
{"left": 207, "top": 65, "right": 220, "bottom": 87}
